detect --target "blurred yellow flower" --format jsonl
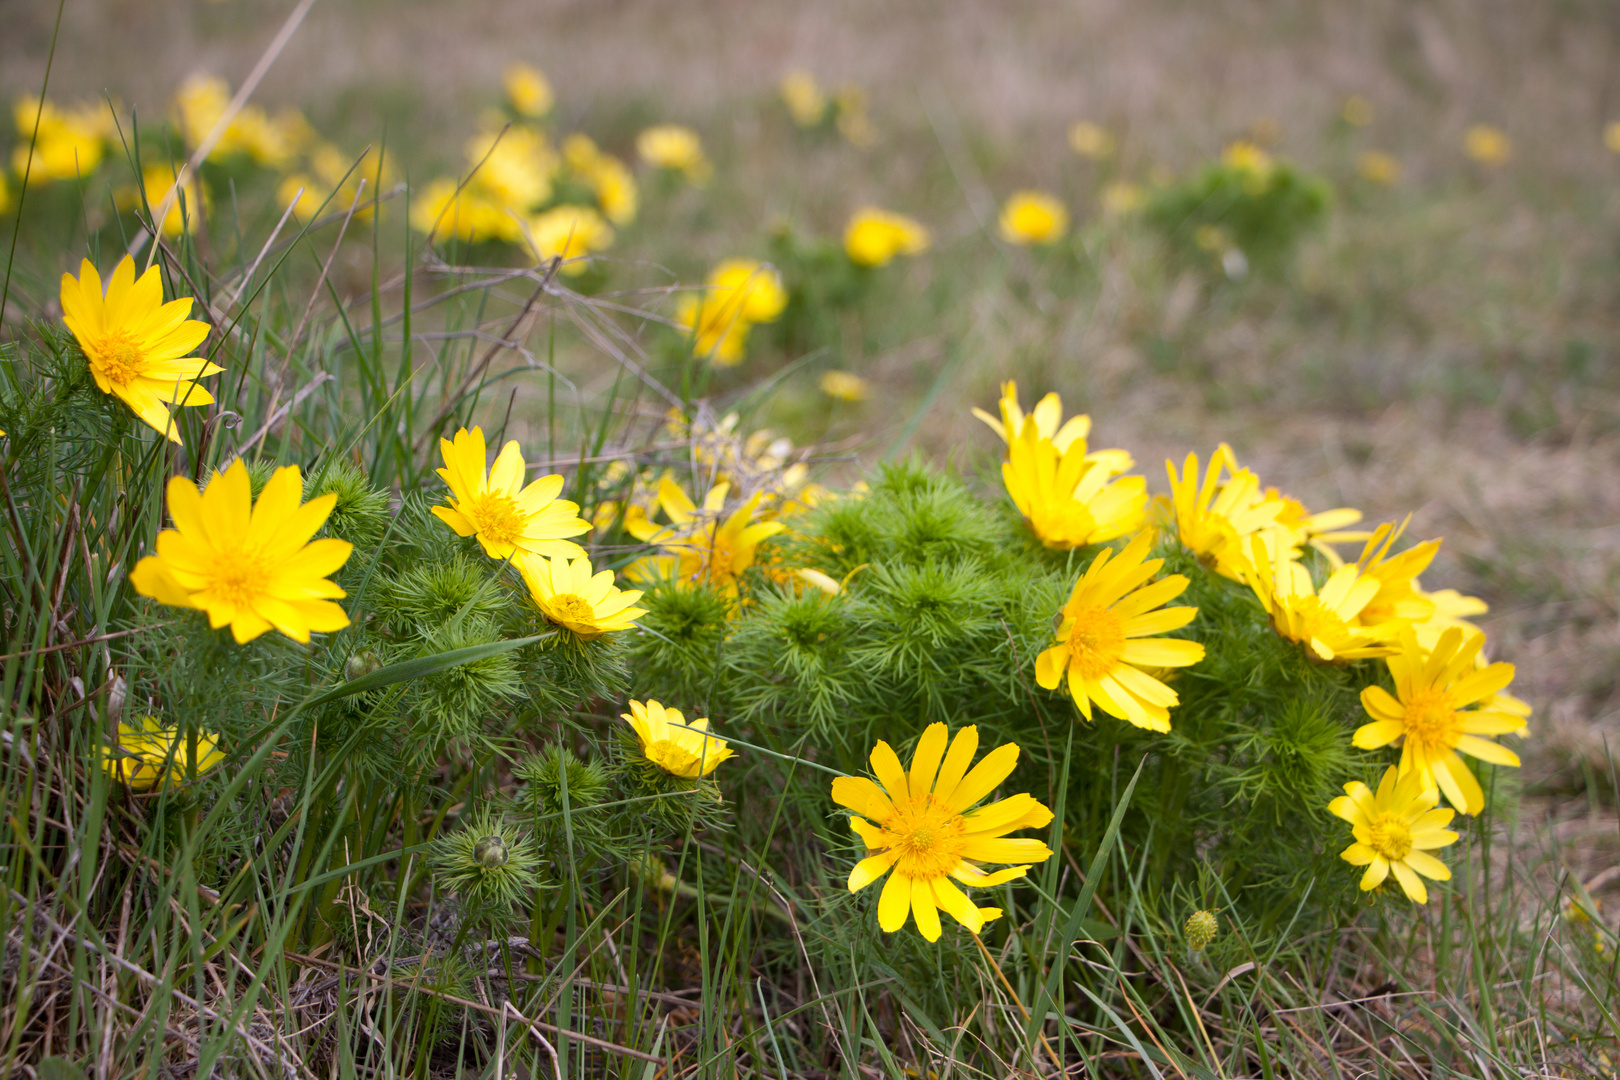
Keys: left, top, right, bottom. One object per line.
{"left": 624, "top": 699, "right": 734, "bottom": 778}
{"left": 129, "top": 460, "right": 352, "bottom": 644}
{"left": 1264, "top": 487, "right": 1367, "bottom": 566}
{"left": 1357, "top": 150, "right": 1401, "bottom": 185}
{"left": 518, "top": 552, "right": 645, "bottom": 638}
{"left": 465, "top": 126, "right": 556, "bottom": 212}
{"left": 1222, "top": 140, "right": 1273, "bottom": 176}
{"left": 411, "top": 177, "right": 522, "bottom": 244}
{"left": 0, "top": 175, "right": 9, "bottom": 216}
{"left": 819, "top": 370, "right": 870, "bottom": 402}
{"left": 172, "top": 74, "right": 304, "bottom": 168}
{"left": 780, "top": 70, "right": 828, "bottom": 127}
{"left": 503, "top": 62, "right": 554, "bottom": 119}
{"left": 1002, "top": 418, "right": 1146, "bottom": 550}
{"left": 1100, "top": 181, "right": 1144, "bottom": 216}
{"left": 527, "top": 205, "right": 614, "bottom": 273}
{"left": 11, "top": 95, "right": 115, "bottom": 179}
{"left": 432, "top": 426, "right": 590, "bottom": 561}
{"left": 589, "top": 155, "right": 639, "bottom": 225}
{"left": 1068, "top": 121, "right": 1115, "bottom": 160}
{"left": 1342, "top": 95, "right": 1374, "bottom": 127}
{"left": 637, "top": 124, "right": 711, "bottom": 184}
{"left": 561, "top": 132, "right": 602, "bottom": 174}
{"left": 834, "top": 84, "right": 876, "bottom": 148}
{"left": 843, "top": 206, "right": 930, "bottom": 267}
{"left": 102, "top": 716, "right": 225, "bottom": 791}
{"left": 1464, "top": 125, "right": 1512, "bottom": 167}
{"left": 676, "top": 294, "right": 751, "bottom": 364}
{"left": 1604, "top": 121, "right": 1620, "bottom": 154}
{"left": 1329, "top": 766, "right": 1457, "bottom": 904}
{"left": 998, "top": 190, "right": 1069, "bottom": 245}
{"left": 675, "top": 259, "right": 785, "bottom": 365}
{"left": 60, "top": 255, "right": 220, "bottom": 443}
{"left": 832, "top": 723, "right": 1053, "bottom": 941}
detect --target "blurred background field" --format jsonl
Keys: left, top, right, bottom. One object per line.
{"left": 4, "top": 0, "right": 1620, "bottom": 1072}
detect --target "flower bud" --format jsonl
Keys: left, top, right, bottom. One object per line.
{"left": 1185, "top": 909, "right": 1219, "bottom": 951}
{"left": 345, "top": 649, "right": 382, "bottom": 682}
{"left": 473, "top": 835, "right": 509, "bottom": 868}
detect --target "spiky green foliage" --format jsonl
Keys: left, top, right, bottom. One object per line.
{"left": 1143, "top": 153, "right": 1331, "bottom": 274}
{"left": 430, "top": 808, "right": 544, "bottom": 926}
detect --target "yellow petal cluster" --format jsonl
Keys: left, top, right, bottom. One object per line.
{"left": 1329, "top": 766, "right": 1458, "bottom": 904}
{"left": 101, "top": 716, "right": 225, "bottom": 791}
{"left": 675, "top": 259, "right": 787, "bottom": 366}
{"left": 780, "top": 70, "right": 828, "bottom": 127}
{"left": 1238, "top": 534, "right": 1404, "bottom": 662}
{"left": 626, "top": 477, "right": 785, "bottom": 595}
{"left": 973, "top": 381, "right": 1131, "bottom": 472}
{"left": 503, "top": 63, "right": 554, "bottom": 119}
{"left": 12, "top": 95, "right": 117, "bottom": 180}
{"left": 832, "top": 724, "right": 1054, "bottom": 941}
{"left": 998, "top": 190, "right": 1069, "bottom": 245}
{"left": 518, "top": 553, "right": 646, "bottom": 638}
{"left": 432, "top": 427, "right": 591, "bottom": 562}
{"left": 843, "top": 207, "right": 930, "bottom": 267}
{"left": 1002, "top": 417, "right": 1146, "bottom": 550}
{"left": 637, "top": 124, "right": 711, "bottom": 184}
{"left": 623, "top": 699, "right": 733, "bottom": 778}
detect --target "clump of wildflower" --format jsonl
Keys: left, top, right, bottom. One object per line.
{"left": 411, "top": 177, "right": 522, "bottom": 244}
{"left": 503, "top": 62, "right": 554, "bottom": 118}
{"left": 623, "top": 699, "right": 734, "bottom": 778}
{"left": 780, "top": 70, "right": 828, "bottom": 127}
{"left": 431, "top": 426, "right": 590, "bottom": 562}
{"left": 998, "top": 190, "right": 1069, "bottom": 245}
{"left": 518, "top": 552, "right": 646, "bottom": 639}
{"left": 117, "top": 164, "right": 210, "bottom": 238}
{"left": 1036, "top": 532, "right": 1205, "bottom": 732}
{"left": 1068, "top": 121, "right": 1115, "bottom": 160}
{"left": 1163, "top": 446, "right": 1285, "bottom": 578}
{"left": 130, "top": 460, "right": 353, "bottom": 644}
{"left": 1329, "top": 766, "right": 1457, "bottom": 904}
{"left": 675, "top": 259, "right": 787, "bottom": 366}
{"left": 12, "top": 95, "right": 117, "bottom": 179}
{"left": 60, "top": 255, "right": 220, "bottom": 443}
{"left": 820, "top": 370, "right": 870, "bottom": 401}
{"left": 1238, "top": 535, "right": 1404, "bottom": 662}
{"left": 173, "top": 74, "right": 308, "bottom": 169}
{"left": 832, "top": 723, "right": 1054, "bottom": 941}
{"left": 1221, "top": 140, "right": 1274, "bottom": 190}
{"left": 1184, "top": 910, "right": 1219, "bottom": 951}
{"left": 626, "top": 477, "right": 785, "bottom": 595}
{"left": 1464, "top": 125, "right": 1512, "bottom": 167}
{"left": 843, "top": 207, "right": 930, "bottom": 267}
{"left": 527, "top": 204, "right": 614, "bottom": 273}
{"left": 101, "top": 716, "right": 225, "bottom": 791}
{"left": 637, "top": 124, "right": 711, "bottom": 184}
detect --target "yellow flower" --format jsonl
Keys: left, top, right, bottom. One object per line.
{"left": 11, "top": 95, "right": 114, "bottom": 180}
{"left": 517, "top": 553, "right": 645, "bottom": 638}
{"left": 60, "top": 255, "right": 221, "bottom": 444}
{"left": 1329, "top": 766, "right": 1457, "bottom": 904}
{"left": 411, "top": 177, "right": 522, "bottom": 244}
{"left": 780, "top": 70, "right": 828, "bottom": 127}
{"left": 1221, "top": 140, "right": 1274, "bottom": 178}
{"left": 1035, "top": 532, "right": 1204, "bottom": 732}
{"left": 503, "top": 63, "right": 554, "bottom": 119}
{"left": 1067, "top": 121, "right": 1115, "bottom": 160}
{"left": 626, "top": 477, "right": 785, "bottom": 594}
{"left": 675, "top": 259, "right": 786, "bottom": 365}
{"left": 1342, "top": 95, "right": 1374, "bottom": 127}
{"left": 676, "top": 294, "right": 750, "bottom": 364}
{"left": 587, "top": 154, "right": 638, "bottom": 226}
{"left": 623, "top": 699, "right": 733, "bottom": 778}
{"left": 834, "top": 84, "right": 877, "bottom": 148}
{"left": 117, "top": 165, "right": 209, "bottom": 238}
{"left": 1606, "top": 121, "right": 1620, "bottom": 155}
{"left": 1353, "top": 627, "right": 1524, "bottom": 814}
{"left": 843, "top": 207, "right": 930, "bottom": 267}
{"left": 431, "top": 426, "right": 590, "bottom": 561}
{"left": 998, "top": 190, "right": 1069, "bottom": 246}
{"left": 101, "top": 715, "right": 225, "bottom": 791}
{"left": 0, "top": 175, "right": 10, "bottom": 216}
{"left": 1002, "top": 418, "right": 1146, "bottom": 550}
{"left": 526, "top": 205, "right": 614, "bottom": 273}
{"left": 1357, "top": 150, "right": 1401, "bottom": 186}
{"left": 1238, "top": 535, "right": 1405, "bottom": 662}
{"left": 1265, "top": 487, "right": 1368, "bottom": 566}
{"left": 819, "top": 370, "right": 870, "bottom": 401}
{"left": 637, "top": 124, "right": 711, "bottom": 183}
{"left": 831, "top": 723, "right": 1054, "bottom": 941}
{"left": 465, "top": 126, "right": 556, "bottom": 212}
{"left": 1100, "top": 182, "right": 1144, "bottom": 217}
{"left": 1464, "top": 125, "right": 1512, "bottom": 167}
{"left": 972, "top": 380, "right": 1132, "bottom": 474}
{"left": 1163, "top": 446, "right": 1284, "bottom": 578}
{"left": 172, "top": 75, "right": 299, "bottom": 168}
{"left": 129, "top": 460, "right": 352, "bottom": 644}
{"left": 1352, "top": 519, "right": 1441, "bottom": 627}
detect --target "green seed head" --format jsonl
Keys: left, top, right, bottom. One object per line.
{"left": 1185, "top": 909, "right": 1219, "bottom": 951}
{"left": 473, "top": 835, "right": 509, "bottom": 868}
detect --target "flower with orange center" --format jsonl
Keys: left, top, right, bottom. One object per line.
{"left": 1239, "top": 534, "right": 1406, "bottom": 662}
{"left": 832, "top": 723, "right": 1054, "bottom": 941}
{"left": 517, "top": 552, "right": 646, "bottom": 639}
{"left": 60, "top": 255, "right": 221, "bottom": 444}
{"left": 1001, "top": 417, "right": 1146, "bottom": 550}
{"left": 625, "top": 477, "right": 784, "bottom": 595}
{"left": 1163, "top": 446, "right": 1288, "bottom": 579}
{"left": 128, "top": 459, "right": 352, "bottom": 644}
{"left": 1353, "top": 626, "right": 1524, "bottom": 814}
{"left": 431, "top": 427, "right": 591, "bottom": 562}
{"left": 1329, "top": 765, "right": 1458, "bottom": 904}
{"left": 623, "top": 699, "right": 733, "bottom": 778}
{"left": 972, "top": 381, "right": 1133, "bottom": 474}
{"left": 1263, "top": 486, "right": 1368, "bottom": 566}
{"left": 1035, "top": 532, "right": 1205, "bottom": 732}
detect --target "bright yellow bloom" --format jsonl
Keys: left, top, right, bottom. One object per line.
{"left": 637, "top": 124, "right": 711, "bottom": 183}
{"left": 115, "top": 164, "right": 209, "bottom": 238}
{"left": 1354, "top": 627, "right": 1523, "bottom": 814}
{"left": 1464, "top": 125, "right": 1512, "bottom": 167}
{"left": 833, "top": 724, "right": 1053, "bottom": 940}
{"left": 518, "top": 553, "right": 645, "bottom": 638}
{"left": 1265, "top": 487, "right": 1368, "bottom": 566}
{"left": 972, "top": 380, "right": 1132, "bottom": 474}
{"left": 1606, "top": 121, "right": 1620, "bottom": 155}
{"left": 676, "top": 294, "right": 750, "bottom": 364}
{"left": 411, "top": 177, "right": 522, "bottom": 244}
{"left": 1100, "top": 182, "right": 1144, "bottom": 217}
{"left": 675, "top": 259, "right": 786, "bottom": 365}
{"left": 1329, "top": 766, "right": 1457, "bottom": 904}
{"left": 1221, "top": 140, "right": 1274, "bottom": 178}
{"left": 998, "top": 190, "right": 1069, "bottom": 245}
{"left": 1342, "top": 96, "right": 1374, "bottom": 127}
{"left": 1163, "top": 446, "right": 1284, "bottom": 578}
{"left": 1353, "top": 520, "right": 1441, "bottom": 627}
{"left": 172, "top": 75, "right": 302, "bottom": 168}
{"left": 1239, "top": 535, "right": 1405, "bottom": 661}
{"left": 526, "top": 205, "right": 614, "bottom": 273}
{"left": 129, "top": 460, "right": 352, "bottom": 644}
{"left": 1035, "top": 532, "right": 1204, "bottom": 731}
{"left": 101, "top": 715, "right": 225, "bottom": 791}
{"left": 60, "top": 255, "right": 220, "bottom": 444}
{"left": 843, "top": 207, "right": 930, "bottom": 268}
{"left": 12, "top": 95, "right": 115, "bottom": 180}
{"left": 1002, "top": 419, "right": 1146, "bottom": 550}
{"left": 503, "top": 63, "right": 554, "bottom": 118}
{"left": 1357, "top": 150, "right": 1402, "bottom": 186}
{"left": 819, "top": 370, "right": 870, "bottom": 402}
{"left": 587, "top": 154, "right": 638, "bottom": 226}
{"left": 626, "top": 477, "right": 785, "bottom": 594}
{"left": 780, "top": 70, "right": 828, "bottom": 127}
{"left": 1067, "top": 121, "right": 1115, "bottom": 160}
{"left": 623, "top": 699, "right": 733, "bottom": 778}
{"left": 431, "top": 427, "right": 590, "bottom": 561}
{"left": 465, "top": 126, "right": 556, "bottom": 212}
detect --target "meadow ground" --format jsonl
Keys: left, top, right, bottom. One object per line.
{"left": 2, "top": 0, "right": 1619, "bottom": 1076}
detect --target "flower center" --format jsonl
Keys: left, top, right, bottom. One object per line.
{"left": 208, "top": 547, "right": 270, "bottom": 609}
{"left": 879, "top": 793, "right": 965, "bottom": 879}
{"left": 463, "top": 491, "right": 525, "bottom": 547}
{"left": 1065, "top": 607, "right": 1126, "bottom": 680}
{"left": 548, "top": 593, "right": 596, "bottom": 625}
{"left": 1290, "top": 596, "right": 1349, "bottom": 645}
{"left": 1367, "top": 813, "right": 1413, "bottom": 862}
{"left": 94, "top": 330, "right": 146, "bottom": 387}
{"left": 1403, "top": 687, "right": 1461, "bottom": 752}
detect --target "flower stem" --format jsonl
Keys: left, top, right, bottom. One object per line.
{"left": 971, "top": 931, "right": 1062, "bottom": 1073}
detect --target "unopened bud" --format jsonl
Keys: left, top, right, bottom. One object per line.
{"left": 1185, "top": 909, "right": 1219, "bottom": 951}
{"left": 345, "top": 649, "right": 382, "bottom": 682}
{"left": 473, "top": 836, "right": 509, "bottom": 868}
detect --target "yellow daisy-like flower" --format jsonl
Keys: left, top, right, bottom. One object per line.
{"left": 1163, "top": 446, "right": 1285, "bottom": 579}
{"left": 831, "top": 723, "right": 1054, "bottom": 941}
{"left": 780, "top": 70, "right": 828, "bottom": 127}
{"left": 101, "top": 715, "right": 225, "bottom": 791}
{"left": 503, "top": 62, "right": 554, "bottom": 119}
{"left": 843, "top": 207, "right": 931, "bottom": 268}
{"left": 623, "top": 698, "right": 733, "bottom": 778}
{"left": 998, "top": 190, "right": 1069, "bottom": 246}
{"left": 1353, "top": 627, "right": 1523, "bottom": 814}
{"left": 129, "top": 460, "right": 352, "bottom": 644}
{"left": 626, "top": 477, "right": 785, "bottom": 594}
{"left": 1353, "top": 520, "right": 1442, "bottom": 627}
{"left": 972, "top": 381, "right": 1132, "bottom": 474}
{"left": 1464, "top": 125, "right": 1512, "bottom": 168}
{"left": 1265, "top": 486, "right": 1369, "bottom": 566}
{"left": 1239, "top": 535, "right": 1405, "bottom": 662}
{"left": 12, "top": 95, "right": 113, "bottom": 180}
{"left": 1002, "top": 418, "right": 1146, "bottom": 550}
{"left": 587, "top": 155, "right": 639, "bottom": 226}
{"left": 675, "top": 259, "right": 787, "bottom": 366}
{"left": 1329, "top": 766, "right": 1458, "bottom": 904}
{"left": 637, "top": 124, "right": 711, "bottom": 184}
{"left": 819, "top": 370, "right": 870, "bottom": 402}
{"left": 517, "top": 552, "right": 646, "bottom": 639}
{"left": 60, "top": 255, "right": 221, "bottom": 444}
{"left": 1035, "top": 532, "right": 1205, "bottom": 732}
{"left": 526, "top": 205, "right": 614, "bottom": 274}
{"left": 431, "top": 427, "right": 591, "bottom": 562}
{"left": 466, "top": 126, "right": 557, "bottom": 212}
{"left": 410, "top": 177, "right": 523, "bottom": 244}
